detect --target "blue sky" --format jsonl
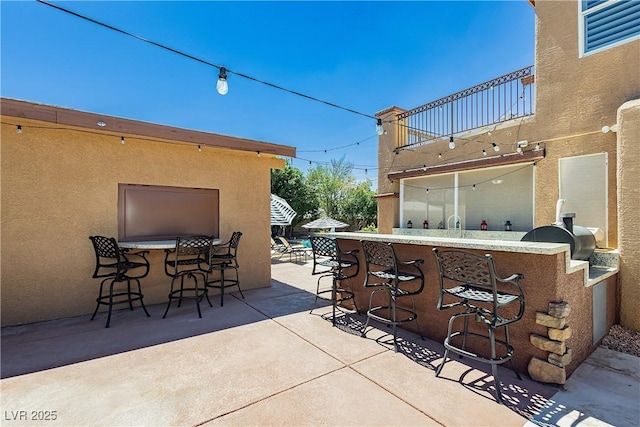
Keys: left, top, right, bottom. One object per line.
{"left": 1, "top": 1, "right": 535, "bottom": 182}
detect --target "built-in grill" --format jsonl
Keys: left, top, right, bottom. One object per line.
{"left": 521, "top": 213, "right": 596, "bottom": 261}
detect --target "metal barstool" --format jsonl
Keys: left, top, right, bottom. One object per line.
{"left": 89, "top": 236, "right": 151, "bottom": 328}
{"left": 432, "top": 248, "right": 525, "bottom": 404}
{"left": 205, "top": 231, "right": 243, "bottom": 307}
{"left": 360, "top": 240, "right": 425, "bottom": 352}
{"left": 309, "top": 236, "right": 359, "bottom": 325}
{"left": 163, "top": 236, "right": 212, "bottom": 318}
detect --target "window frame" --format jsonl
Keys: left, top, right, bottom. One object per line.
{"left": 579, "top": 0, "right": 640, "bottom": 58}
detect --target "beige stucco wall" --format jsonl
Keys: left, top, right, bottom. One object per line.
{"left": 617, "top": 100, "right": 640, "bottom": 331}
{"left": 1, "top": 118, "right": 284, "bottom": 327}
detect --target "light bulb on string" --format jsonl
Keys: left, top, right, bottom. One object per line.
{"left": 217, "top": 67, "right": 228, "bottom": 95}
{"left": 492, "top": 143, "right": 500, "bottom": 152}
{"left": 482, "top": 149, "right": 487, "bottom": 156}
{"left": 121, "top": 136, "right": 125, "bottom": 145}
{"left": 376, "top": 119, "right": 384, "bottom": 136}
{"left": 198, "top": 145, "right": 202, "bottom": 152}
{"left": 16, "top": 125, "right": 22, "bottom": 134}
{"left": 448, "top": 136, "right": 455, "bottom": 150}
{"left": 438, "top": 153, "right": 442, "bottom": 159}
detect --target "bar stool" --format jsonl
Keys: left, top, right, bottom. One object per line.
{"left": 205, "top": 231, "right": 243, "bottom": 307}
{"left": 89, "top": 236, "right": 151, "bottom": 328}
{"left": 360, "top": 240, "right": 425, "bottom": 352}
{"left": 432, "top": 248, "right": 525, "bottom": 404}
{"left": 309, "top": 236, "right": 360, "bottom": 325}
{"left": 163, "top": 236, "right": 212, "bottom": 318}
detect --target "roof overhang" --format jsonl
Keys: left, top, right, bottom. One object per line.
{"left": 388, "top": 148, "right": 544, "bottom": 181}
{"left": 1, "top": 97, "right": 296, "bottom": 158}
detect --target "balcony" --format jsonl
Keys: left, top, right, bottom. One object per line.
{"left": 396, "top": 66, "right": 535, "bottom": 149}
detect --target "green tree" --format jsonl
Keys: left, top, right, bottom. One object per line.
{"left": 271, "top": 160, "right": 318, "bottom": 227}
{"left": 306, "top": 156, "right": 355, "bottom": 219}
{"left": 340, "top": 180, "right": 377, "bottom": 231}
{"left": 305, "top": 156, "right": 377, "bottom": 230}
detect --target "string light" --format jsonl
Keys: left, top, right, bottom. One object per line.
{"left": 216, "top": 67, "right": 228, "bottom": 95}
{"left": 472, "top": 184, "right": 476, "bottom": 190}
{"left": 198, "top": 144, "right": 202, "bottom": 152}
{"left": 438, "top": 153, "right": 442, "bottom": 159}
{"left": 35, "top": 0, "right": 384, "bottom": 133}
{"left": 121, "top": 136, "right": 125, "bottom": 144}
{"left": 376, "top": 119, "right": 384, "bottom": 136}
{"left": 448, "top": 136, "right": 455, "bottom": 150}
{"left": 482, "top": 149, "right": 487, "bottom": 156}
{"left": 16, "top": 125, "right": 22, "bottom": 134}
{"left": 492, "top": 143, "right": 500, "bottom": 152}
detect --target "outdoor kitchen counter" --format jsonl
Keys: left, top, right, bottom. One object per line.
{"left": 327, "top": 232, "right": 618, "bottom": 378}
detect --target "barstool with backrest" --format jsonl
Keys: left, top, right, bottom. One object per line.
{"left": 89, "top": 236, "right": 151, "bottom": 328}
{"left": 309, "top": 236, "right": 360, "bottom": 325}
{"left": 360, "top": 240, "right": 425, "bottom": 352}
{"left": 163, "top": 235, "right": 212, "bottom": 318}
{"left": 432, "top": 248, "right": 525, "bottom": 404}
{"left": 205, "top": 231, "right": 243, "bottom": 307}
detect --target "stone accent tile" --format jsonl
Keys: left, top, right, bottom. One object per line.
{"left": 528, "top": 356, "right": 567, "bottom": 384}
{"left": 548, "top": 326, "right": 572, "bottom": 341}
{"left": 530, "top": 334, "right": 566, "bottom": 355}
{"left": 535, "top": 312, "right": 567, "bottom": 328}
{"left": 548, "top": 348, "right": 573, "bottom": 367}
{"left": 548, "top": 301, "right": 571, "bottom": 318}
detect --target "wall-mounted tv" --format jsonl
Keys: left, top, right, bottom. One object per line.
{"left": 118, "top": 184, "right": 219, "bottom": 241}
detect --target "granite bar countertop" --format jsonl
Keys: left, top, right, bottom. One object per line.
{"left": 327, "top": 232, "right": 619, "bottom": 287}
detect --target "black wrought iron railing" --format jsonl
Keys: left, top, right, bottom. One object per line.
{"left": 396, "top": 66, "right": 535, "bottom": 149}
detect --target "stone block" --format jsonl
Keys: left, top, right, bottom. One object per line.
{"left": 536, "top": 312, "right": 567, "bottom": 329}
{"left": 528, "top": 356, "right": 566, "bottom": 384}
{"left": 548, "top": 348, "right": 573, "bottom": 367}
{"left": 548, "top": 326, "right": 573, "bottom": 341}
{"left": 549, "top": 301, "right": 571, "bottom": 318}
{"left": 530, "top": 334, "right": 566, "bottom": 355}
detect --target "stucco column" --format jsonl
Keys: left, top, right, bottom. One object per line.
{"left": 376, "top": 106, "right": 404, "bottom": 233}
{"left": 617, "top": 99, "right": 640, "bottom": 331}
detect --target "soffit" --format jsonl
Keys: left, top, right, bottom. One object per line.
{"left": 1, "top": 97, "right": 296, "bottom": 157}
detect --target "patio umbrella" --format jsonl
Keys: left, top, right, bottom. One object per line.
{"left": 301, "top": 216, "right": 349, "bottom": 232}
{"left": 271, "top": 194, "right": 297, "bottom": 226}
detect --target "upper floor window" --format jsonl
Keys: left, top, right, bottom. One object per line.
{"left": 579, "top": 0, "right": 640, "bottom": 57}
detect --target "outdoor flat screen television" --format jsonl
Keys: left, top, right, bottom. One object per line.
{"left": 118, "top": 184, "right": 219, "bottom": 241}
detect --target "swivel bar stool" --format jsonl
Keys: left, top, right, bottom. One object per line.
{"left": 89, "top": 236, "right": 151, "bottom": 328}
{"left": 205, "top": 231, "right": 243, "bottom": 307}
{"left": 163, "top": 235, "right": 212, "bottom": 318}
{"left": 432, "top": 248, "right": 525, "bottom": 404}
{"left": 360, "top": 240, "right": 425, "bottom": 352}
{"left": 309, "top": 236, "right": 359, "bottom": 325}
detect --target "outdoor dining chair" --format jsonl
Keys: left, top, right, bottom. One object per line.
{"left": 309, "top": 236, "right": 360, "bottom": 325}
{"left": 432, "top": 248, "right": 525, "bottom": 404}
{"left": 163, "top": 235, "right": 212, "bottom": 319}
{"left": 205, "top": 231, "right": 243, "bottom": 307}
{"left": 360, "top": 240, "right": 425, "bottom": 352}
{"left": 89, "top": 235, "right": 151, "bottom": 328}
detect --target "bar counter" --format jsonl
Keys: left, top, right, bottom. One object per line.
{"left": 328, "top": 232, "right": 618, "bottom": 378}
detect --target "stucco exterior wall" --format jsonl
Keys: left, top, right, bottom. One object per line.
{"left": 617, "top": 100, "right": 640, "bottom": 331}
{"left": 1, "top": 118, "right": 285, "bottom": 327}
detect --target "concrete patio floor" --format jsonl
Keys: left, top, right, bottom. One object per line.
{"left": 1, "top": 260, "right": 638, "bottom": 426}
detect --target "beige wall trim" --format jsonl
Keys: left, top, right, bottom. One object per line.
{"left": 1, "top": 97, "right": 296, "bottom": 157}
{"left": 375, "top": 192, "right": 399, "bottom": 199}
{"left": 388, "top": 148, "right": 544, "bottom": 180}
